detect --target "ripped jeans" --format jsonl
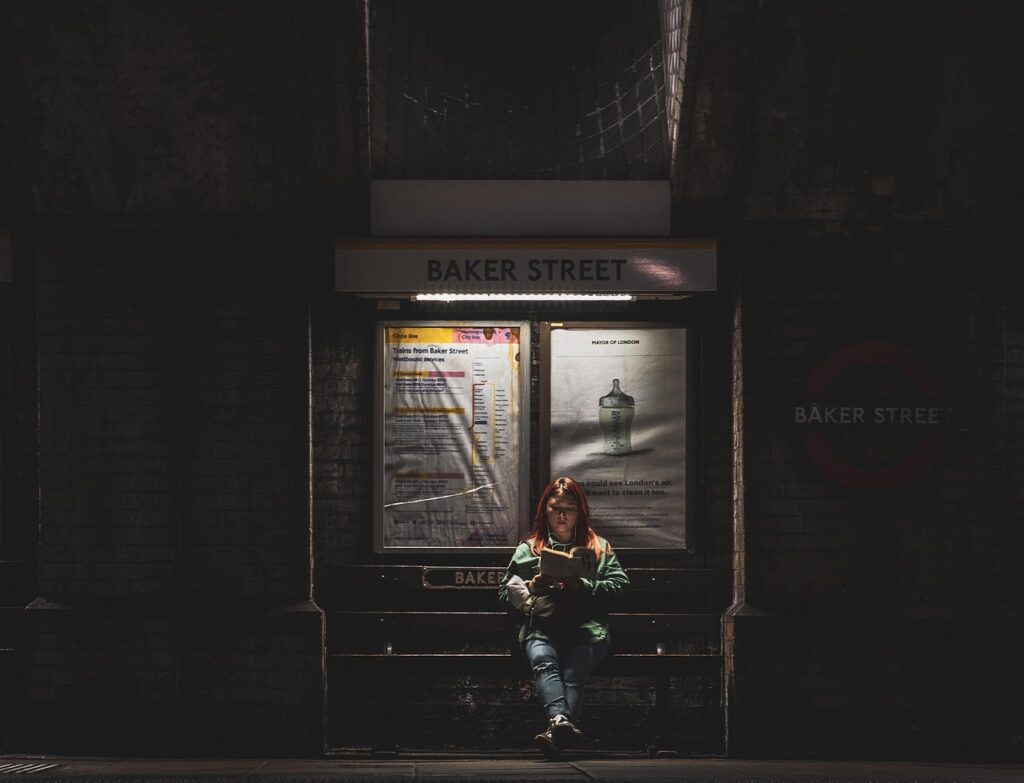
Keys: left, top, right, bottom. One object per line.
{"left": 523, "top": 635, "right": 610, "bottom": 724}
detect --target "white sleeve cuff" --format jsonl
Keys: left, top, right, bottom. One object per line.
{"left": 505, "top": 575, "right": 531, "bottom": 610}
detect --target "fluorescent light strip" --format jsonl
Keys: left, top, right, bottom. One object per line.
{"left": 415, "top": 293, "right": 635, "bottom": 302}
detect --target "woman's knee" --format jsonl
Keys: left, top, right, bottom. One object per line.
{"left": 561, "top": 664, "right": 589, "bottom": 689}
{"left": 529, "top": 650, "right": 560, "bottom": 677}
{"left": 524, "top": 643, "right": 559, "bottom": 672}
{"left": 562, "top": 642, "right": 607, "bottom": 685}
{"left": 533, "top": 661, "right": 562, "bottom": 682}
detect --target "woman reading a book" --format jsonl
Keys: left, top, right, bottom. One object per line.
{"left": 497, "top": 476, "right": 629, "bottom": 759}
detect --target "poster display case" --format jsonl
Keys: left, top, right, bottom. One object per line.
{"left": 542, "top": 323, "right": 693, "bottom": 550}
{"left": 374, "top": 321, "right": 530, "bottom": 552}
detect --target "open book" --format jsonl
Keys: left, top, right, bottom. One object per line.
{"left": 540, "top": 546, "right": 598, "bottom": 580}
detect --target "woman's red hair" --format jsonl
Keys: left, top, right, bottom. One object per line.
{"left": 525, "top": 476, "right": 607, "bottom": 556}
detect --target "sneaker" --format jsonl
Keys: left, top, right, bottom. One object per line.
{"left": 549, "top": 714, "right": 583, "bottom": 748}
{"left": 534, "top": 727, "right": 561, "bottom": 760}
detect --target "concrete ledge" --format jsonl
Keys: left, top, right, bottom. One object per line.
{"left": 1, "top": 756, "right": 1023, "bottom": 782}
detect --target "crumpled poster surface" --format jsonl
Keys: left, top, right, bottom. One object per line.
{"left": 381, "top": 324, "right": 525, "bottom": 549}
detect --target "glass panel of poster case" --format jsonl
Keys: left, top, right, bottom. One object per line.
{"left": 374, "top": 321, "right": 530, "bottom": 552}
{"left": 543, "top": 323, "right": 692, "bottom": 551}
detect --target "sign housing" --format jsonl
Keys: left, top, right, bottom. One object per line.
{"left": 336, "top": 239, "right": 716, "bottom": 296}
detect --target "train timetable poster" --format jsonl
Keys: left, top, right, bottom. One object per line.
{"left": 376, "top": 322, "right": 529, "bottom": 551}
{"left": 548, "top": 325, "right": 688, "bottom": 549}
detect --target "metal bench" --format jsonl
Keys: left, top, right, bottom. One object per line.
{"left": 323, "top": 564, "right": 728, "bottom": 754}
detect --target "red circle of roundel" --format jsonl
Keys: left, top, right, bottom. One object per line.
{"left": 799, "top": 341, "right": 944, "bottom": 490}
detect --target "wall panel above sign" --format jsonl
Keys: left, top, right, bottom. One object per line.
{"left": 371, "top": 180, "right": 671, "bottom": 236}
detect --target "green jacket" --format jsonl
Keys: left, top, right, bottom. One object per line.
{"left": 497, "top": 536, "right": 629, "bottom": 645}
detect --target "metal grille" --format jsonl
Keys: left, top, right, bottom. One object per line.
{"left": 370, "top": 0, "right": 668, "bottom": 179}
{"left": 658, "top": 0, "right": 692, "bottom": 172}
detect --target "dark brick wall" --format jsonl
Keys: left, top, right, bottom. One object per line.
{"left": 672, "top": 0, "right": 1021, "bottom": 760}
{"left": 1009, "top": 295, "right": 1024, "bottom": 616}
{"left": 741, "top": 2, "right": 1014, "bottom": 225}
{"left": 25, "top": 222, "right": 323, "bottom": 755}
{"left": 7, "top": 2, "right": 365, "bottom": 215}
{"left": 26, "top": 225, "right": 180, "bottom": 752}
{"left": 676, "top": 0, "right": 1015, "bottom": 230}
{"left": 726, "top": 232, "right": 1020, "bottom": 759}
{"left": 701, "top": 294, "right": 739, "bottom": 574}
{"left": 3, "top": 0, "right": 368, "bottom": 756}
{"left": 35, "top": 227, "right": 178, "bottom": 603}
{"left": 183, "top": 227, "right": 311, "bottom": 601}
{"left": 311, "top": 299, "right": 375, "bottom": 567}
{"left": 1007, "top": 296, "right": 1024, "bottom": 758}
{"left": 740, "top": 237, "right": 1007, "bottom": 610}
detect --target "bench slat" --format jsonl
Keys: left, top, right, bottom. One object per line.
{"left": 328, "top": 651, "right": 722, "bottom": 676}
{"left": 324, "top": 565, "right": 728, "bottom": 592}
{"left": 326, "top": 611, "right": 720, "bottom": 647}
{"left": 321, "top": 566, "right": 731, "bottom": 613}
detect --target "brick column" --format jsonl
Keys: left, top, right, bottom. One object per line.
{"left": 25, "top": 222, "right": 324, "bottom": 755}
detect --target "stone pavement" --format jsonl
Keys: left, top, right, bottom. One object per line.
{"left": 2, "top": 756, "right": 1023, "bottom": 783}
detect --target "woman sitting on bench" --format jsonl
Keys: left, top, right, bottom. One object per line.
{"left": 498, "top": 476, "right": 630, "bottom": 758}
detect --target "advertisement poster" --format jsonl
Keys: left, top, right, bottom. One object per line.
{"left": 378, "top": 323, "right": 528, "bottom": 551}
{"left": 549, "top": 326, "right": 687, "bottom": 549}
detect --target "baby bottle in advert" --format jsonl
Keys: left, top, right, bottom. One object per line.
{"left": 599, "top": 379, "right": 635, "bottom": 455}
